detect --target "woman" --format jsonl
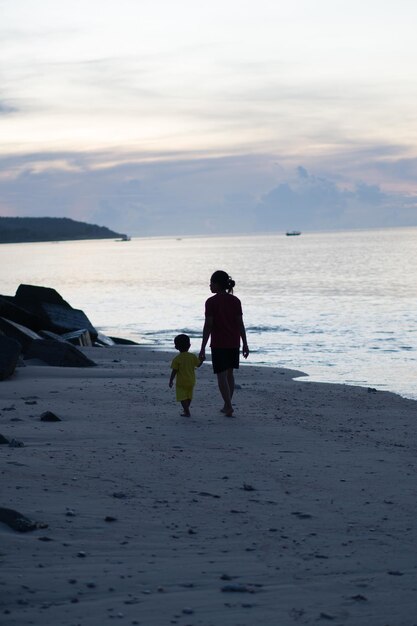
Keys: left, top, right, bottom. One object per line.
{"left": 199, "top": 270, "right": 249, "bottom": 417}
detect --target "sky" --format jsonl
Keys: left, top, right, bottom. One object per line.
{"left": 1, "top": 0, "right": 417, "bottom": 236}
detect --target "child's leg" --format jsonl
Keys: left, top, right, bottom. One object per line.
{"left": 180, "top": 399, "right": 191, "bottom": 417}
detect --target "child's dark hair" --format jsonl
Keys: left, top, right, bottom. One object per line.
{"left": 174, "top": 333, "right": 191, "bottom": 352}
{"left": 211, "top": 270, "right": 236, "bottom": 294}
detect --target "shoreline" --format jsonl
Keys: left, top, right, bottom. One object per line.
{"left": 133, "top": 342, "right": 417, "bottom": 402}
{"left": 1, "top": 346, "right": 417, "bottom": 625}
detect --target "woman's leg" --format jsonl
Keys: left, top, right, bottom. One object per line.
{"left": 227, "top": 369, "right": 235, "bottom": 400}
{"left": 217, "top": 369, "right": 234, "bottom": 416}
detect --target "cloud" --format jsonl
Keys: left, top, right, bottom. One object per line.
{"left": 0, "top": 100, "right": 17, "bottom": 114}
{"left": 256, "top": 167, "right": 417, "bottom": 231}
{"left": 0, "top": 151, "right": 416, "bottom": 236}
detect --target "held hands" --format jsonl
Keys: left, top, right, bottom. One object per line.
{"left": 199, "top": 349, "right": 206, "bottom": 362}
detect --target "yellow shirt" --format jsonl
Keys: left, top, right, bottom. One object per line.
{"left": 171, "top": 352, "right": 200, "bottom": 388}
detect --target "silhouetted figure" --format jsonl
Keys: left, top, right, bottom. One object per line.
{"left": 199, "top": 271, "right": 249, "bottom": 417}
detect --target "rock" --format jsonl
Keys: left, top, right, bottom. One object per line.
{"left": 95, "top": 332, "right": 116, "bottom": 347}
{"left": 0, "top": 318, "right": 41, "bottom": 352}
{"left": 8, "top": 438, "right": 24, "bottom": 447}
{"left": 0, "top": 335, "right": 22, "bottom": 380}
{"left": 0, "top": 507, "right": 47, "bottom": 532}
{"left": 109, "top": 336, "right": 139, "bottom": 345}
{"left": 38, "top": 330, "right": 67, "bottom": 342}
{"left": 25, "top": 339, "right": 96, "bottom": 367}
{"left": 0, "top": 434, "right": 9, "bottom": 444}
{"left": 0, "top": 295, "right": 43, "bottom": 332}
{"left": 221, "top": 584, "right": 257, "bottom": 593}
{"left": 242, "top": 483, "right": 255, "bottom": 491}
{"left": 61, "top": 329, "right": 93, "bottom": 347}
{"left": 14, "top": 284, "right": 98, "bottom": 340}
{"left": 40, "top": 411, "right": 61, "bottom": 422}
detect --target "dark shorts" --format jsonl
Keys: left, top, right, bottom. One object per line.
{"left": 211, "top": 348, "right": 240, "bottom": 374}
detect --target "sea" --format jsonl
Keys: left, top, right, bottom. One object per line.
{"left": 1, "top": 228, "right": 416, "bottom": 400}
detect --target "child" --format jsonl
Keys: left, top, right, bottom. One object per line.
{"left": 169, "top": 334, "right": 203, "bottom": 417}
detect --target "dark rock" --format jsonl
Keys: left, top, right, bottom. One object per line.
{"left": 221, "top": 584, "right": 257, "bottom": 593}
{"left": 8, "top": 438, "right": 24, "bottom": 447}
{"left": 15, "top": 284, "right": 73, "bottom": 307}
{"left": 14, "top": 284, "right": 98, "bottom": 340}
{"left": 38, "top": 330, "right": 67, "bottom": 342}
{"left": 40, "top": 411, "right": 61, "bottom": 422}
{"left": 0, "top": 507, "right": 47, "bottom": 532}
{"left": 95, "top": 332, "right": 116, "bottom": 347}
{"left": 61, "top": 329, "right": 93, "bottom": 347}
{"left": 109, "top": 336, "right": 139, "bottom": 345}
{"left": 0, "top": 318, "right": 41, "bottom": 352}
{"left": 242, "top": 483, "right": 255, "bottom": 491}
{"left": 25, "top": 339, "right": 96, "bottom": 367}
{"left": 0, "top": 335, "right": 21, "bottom": 380}
{"left": 0, "top": 434, "right": 9, "bottom": 444}
{"left": 0, "top": 296, "right": 43, "bottom": 332}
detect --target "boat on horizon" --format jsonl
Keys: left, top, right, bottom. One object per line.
{"left": 286, "top": 231, "right": 301, "bottom": 236}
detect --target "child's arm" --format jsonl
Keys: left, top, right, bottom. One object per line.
{"left": 169, "top": 369, "right": 177, "bottom": 387}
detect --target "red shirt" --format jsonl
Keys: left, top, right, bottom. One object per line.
{"left": 205, "top": 292, "right": 243, "bottom": 348}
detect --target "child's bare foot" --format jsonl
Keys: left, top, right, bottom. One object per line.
{"left": 181, "top": 411, "right": 191, "bottom": 417}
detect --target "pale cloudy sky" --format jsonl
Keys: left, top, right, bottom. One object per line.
{"left": 1, "top": 0, "right": 417, "bottom": 235}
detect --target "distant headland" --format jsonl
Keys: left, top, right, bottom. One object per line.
{"left": 0, "top": 217, "right": 126, "bottom": 244}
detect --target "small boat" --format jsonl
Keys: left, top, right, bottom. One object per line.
{"left": 117, "top": 234, "right": 131, "bottom": 242}
{"left": 286, "top": 231, "right": 301, "bottom": 236}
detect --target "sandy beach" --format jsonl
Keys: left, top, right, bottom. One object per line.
{"left": 1, "top": 346, "right": 417, "bottom": 626}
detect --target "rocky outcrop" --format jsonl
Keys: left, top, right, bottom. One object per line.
{"left": 14, "top": 284, "right": 98, "bottom": 340}
{"left": 0, "top": 283, "right": 137, "bottom": 375}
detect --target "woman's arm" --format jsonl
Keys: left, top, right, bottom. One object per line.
{"left": 239, "top": 316, "right": 249, "bottom": 359}
{"left": 199, "top": 316, "right": 213, "bottom": 360}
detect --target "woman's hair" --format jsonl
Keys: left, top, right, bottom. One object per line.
{"left": 211, "top": 270, "right": 236, "bottom": 294}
